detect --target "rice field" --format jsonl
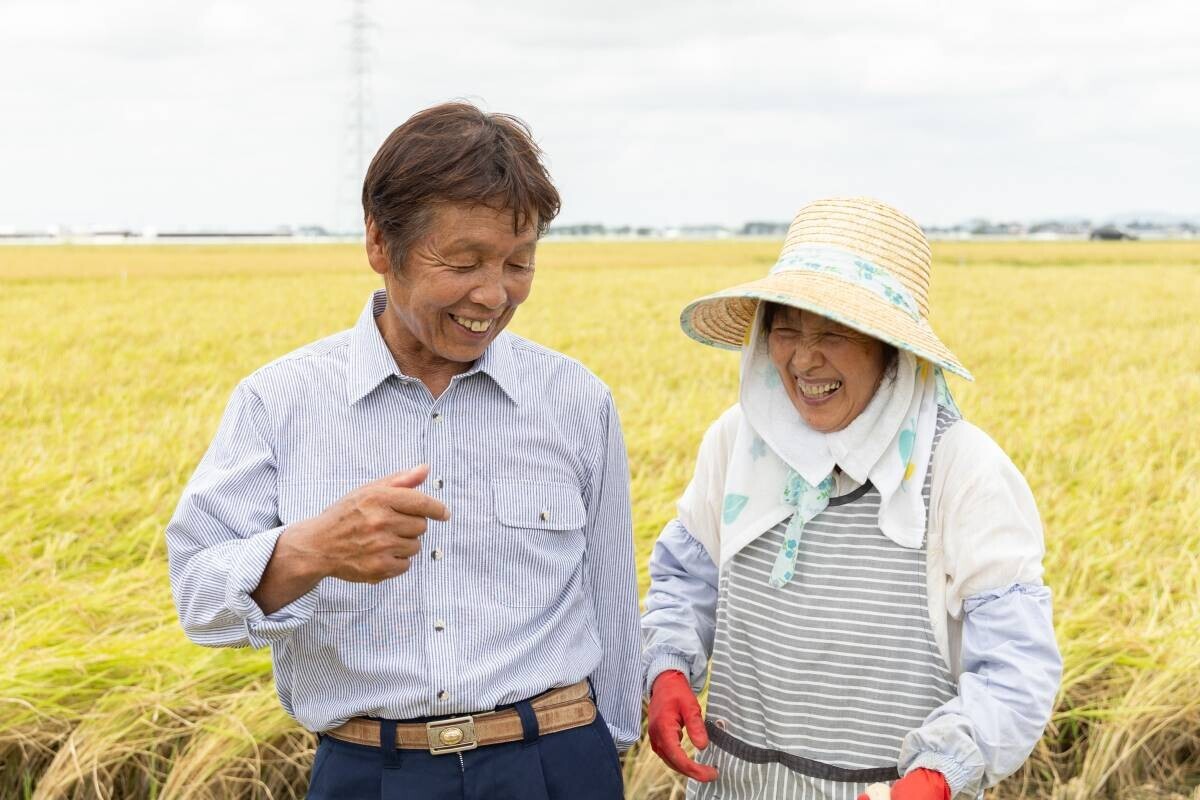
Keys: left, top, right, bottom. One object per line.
{"left": 1, "top": 240, "right": 1198, "bottom": 799}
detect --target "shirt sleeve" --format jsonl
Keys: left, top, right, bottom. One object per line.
{"left": 641, "top": 519, "right": 719, "bottom": 695}
{"left": 900, "top": 422, "right": 1062, "bottom": 797}
{"left": 640, "top": 408, "right": 737, "bottom": 695}
{"left": 581, "top": 390, "right": 643, "bottom": 751}
{"left": 675, "top": 405, "right": 742, "bottom": 565}
{"left": 938, "top": 421, "right": 1047, "bottom": 617}
{"left": 165, "top": 382, "right": 319, "bottom": 649}
{"left": 899, "top": 584, "right": 1062, "bottom": 798}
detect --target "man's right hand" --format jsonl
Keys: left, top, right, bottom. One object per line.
{"left": 647, "top": 670, "right": 719, "bottom": 783}
{"left": 291, "top": 464, "right": 450, "bottom": 583}
{"left": 252, "top": 465, "right": 449, "bottom": 614}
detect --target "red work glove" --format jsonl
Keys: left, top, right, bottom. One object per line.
{"left": 856, "top": 768, "right": 951, "bottom": 800}
{"left": 647, "top": 670, "right": 719, "bottom": 782}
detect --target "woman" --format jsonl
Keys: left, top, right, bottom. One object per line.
{"left": 641, "top": 198, "right": 1061, "bottom": 800}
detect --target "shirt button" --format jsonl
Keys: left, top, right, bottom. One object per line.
{"left": 539, "top": 510, "right": 550, "bottom": 522}
{"left": 431, "top": 411, "right": 442, "bottom": 421}
{"left": 437, "top": 690, "right": 449, "bottom": 701}
{"left": 431, "top": 548, "right": 443, "bottom": 560}
{"left": 434, "top": 619, "right": 446, "bottom": 632}
{"left": 434, "top": 477, "right": 444, "bottom": 489}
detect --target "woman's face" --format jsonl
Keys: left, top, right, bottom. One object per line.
{"left": 766, "top": 306, "right": 890, "bottom": 433}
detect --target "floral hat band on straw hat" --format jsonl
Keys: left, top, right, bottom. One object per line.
{"left": 769, "top": 246, "right": 923, "bottom": 322}
{"left": 679, "top": 196, "right": 973, "bottom": 381}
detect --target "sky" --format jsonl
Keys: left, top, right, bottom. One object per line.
{"left": 1, "top": 0, "right": 1198, "bottom": 232}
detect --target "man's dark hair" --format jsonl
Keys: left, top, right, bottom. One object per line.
{"left": 362, "top": 101, "right": 561, "bottom": 267}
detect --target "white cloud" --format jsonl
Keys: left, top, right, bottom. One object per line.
{"left": 1, "top": 0, "right": 1197, "bottom": 229}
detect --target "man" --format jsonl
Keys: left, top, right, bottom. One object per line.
{"left": 166, "top": 102, "right": 641, "bottom": 799}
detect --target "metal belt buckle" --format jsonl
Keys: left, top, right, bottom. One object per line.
{"left": 426, "top": 715, "right": 478, "bottom": 755}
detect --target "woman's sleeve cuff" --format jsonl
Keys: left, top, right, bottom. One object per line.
{"left": 904, "top": 750, "right": 981, "bottom": 799}
{"left": 643, "top": 651, "right": 699, "bottom": 697}
{"left": 961, "top": 581, "right": 1049, "bottom": 614}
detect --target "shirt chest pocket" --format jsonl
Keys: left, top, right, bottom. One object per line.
{"left": 491, "top": 480, "right": 588, "bottom": 608}
{"left": 278, "top": 479, "right": 387, "bottom": 614}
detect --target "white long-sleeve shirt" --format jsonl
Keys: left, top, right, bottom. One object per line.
{"left": 642, "top": 405, "right": 1062, "bottom": 797}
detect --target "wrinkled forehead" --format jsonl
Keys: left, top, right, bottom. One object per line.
{"left": 425, "top": 201, "right": 539, "bottom": 250}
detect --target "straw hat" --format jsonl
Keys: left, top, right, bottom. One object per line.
{"left": 680, "top": 197, "right": 972, "bottom": 380}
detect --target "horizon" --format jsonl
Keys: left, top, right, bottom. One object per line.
{"left": 3, "top": 209, "right": 1197, "bottom": 238}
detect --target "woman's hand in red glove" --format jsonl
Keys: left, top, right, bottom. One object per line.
{"left": 647, "top": 670, "right": 719, "bottom": 782}
{"left": 856, "top": 768, "right": 951, "bottom": 800}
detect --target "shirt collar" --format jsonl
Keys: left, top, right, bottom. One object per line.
{"left": 346, "top": 289, "right": 521, "bottom": 406}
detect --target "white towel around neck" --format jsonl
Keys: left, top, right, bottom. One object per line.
{"left": 717, "top": 305, "right": 944, "bottom": 567}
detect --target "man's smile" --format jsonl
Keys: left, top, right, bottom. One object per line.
{"left": 449, "top": 313, "right": 495, "bottom": 333}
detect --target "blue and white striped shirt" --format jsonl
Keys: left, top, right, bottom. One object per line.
{"left": 166, "top": 290, "right": 642, "bottom": 747}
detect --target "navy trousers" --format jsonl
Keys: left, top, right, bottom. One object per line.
{"left": 306, "top": 704, "right": 624, "bottom": 800}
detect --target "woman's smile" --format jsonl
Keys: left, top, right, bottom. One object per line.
{"left": 795, "top": 377, "right": 843, "bottom": 403}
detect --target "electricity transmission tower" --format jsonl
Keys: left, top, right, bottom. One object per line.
{"left": 339, "top": 0, "right": 373, "bottom": 235}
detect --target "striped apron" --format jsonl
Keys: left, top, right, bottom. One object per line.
{"left": 691, "top": 406, "right": 960, "bottom": 800}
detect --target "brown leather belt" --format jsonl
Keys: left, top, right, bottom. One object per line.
{"left": 325, "top": 680, "right": 595, "bottom": 756}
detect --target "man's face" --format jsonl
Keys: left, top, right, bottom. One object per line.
{"left": 369, "top": 202, "right": 538, "bottom": 367}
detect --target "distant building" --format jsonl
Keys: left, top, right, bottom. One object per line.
{"left": 1029, "top": 220, "right": 1091, "bottom": 236}
{"left": 741, "top": 221, "right": 789, "bottom": 236}
{"left": 156, "top": 228, "right": 294, "bottom": 239}
{"left": 677, "top": 224, "right": 732, "bottom": 239}
{"left": 547, "top": 223, "right": 606, "bottom": 237}
{"left": 1089, "top": 225, "right": 1138, "bottom": 241}
{"left": 0, "top": 229, "right": 55, "bottom": 240}
{"left": 969, "top": 220, "right": 1025, "bottom": 237}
